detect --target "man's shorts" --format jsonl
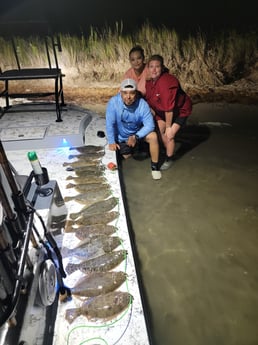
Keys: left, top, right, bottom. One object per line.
{"left": 119, "top": 142, "right": 136, "bottom": 156}
{"left": 119, "top": 140, "right": 150, "bottom": 160}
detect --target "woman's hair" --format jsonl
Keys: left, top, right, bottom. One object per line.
{"left": 147, "top": 54, "right": 169, "bottom": 73}
{"left": 129, "top": 45, "right": 145, "bottom": 59}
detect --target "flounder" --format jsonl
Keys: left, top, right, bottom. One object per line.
{"left": 69, "top": 145, "right": 104, "bottom": 153}
{"left": 61, "top": 235, "right": 122, "bottom": 259}
{"left": 74, "top": 224, "right": 117, "bottom": 240}
{"left": 68, "top": 151, "right": 104, "bottom": 160}
{"left": 65, "top": 175, "right": 107, "bottom": 184}
{"left": 65, "top": 211, "right": 119, "bottom": 230}
{"left": 65, "top": 290, "right": 133, "bottom": 323}
{"left": 64, "top": 188, "right": 111, "bottom": 206}
{"left": 63, "top": 159, "right": 100, "bottom": 168}
{"left": 66, "top": 182, "right": 110, "bottom": 194}
{"left": 66, "top": 181, "right": 107, "bottom": 190}
{"left": 65, "top": 249, "right": 127, "bottom": 275}
{"left": 68, "top": 196, "right": 118, "bottom": 219}
{"left": 71, "top": 271, "right": 127, "bottom": 297}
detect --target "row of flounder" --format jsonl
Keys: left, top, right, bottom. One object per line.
{"left": 62, "top": 145, "right": 132, "bottom": 323}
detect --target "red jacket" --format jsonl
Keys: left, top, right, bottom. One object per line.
{"left": 145, "top": 72, "right": 192, "bottom": 118}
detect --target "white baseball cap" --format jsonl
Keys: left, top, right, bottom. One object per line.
{"left": 120, "top": 78, "right": 137, "bottom": 91}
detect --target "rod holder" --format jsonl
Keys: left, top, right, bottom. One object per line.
{"left": 33, "top": 167, "right": 49, "bottom": 186}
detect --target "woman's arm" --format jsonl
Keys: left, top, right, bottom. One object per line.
{"left": 165, "top": 111, "right": 173, "bottom": 128}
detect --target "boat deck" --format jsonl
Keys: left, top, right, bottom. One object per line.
{"left": 0, "top": 102, "right": 151, "bottom": 345}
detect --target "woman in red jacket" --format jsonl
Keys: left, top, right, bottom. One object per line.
{"left": 145, "top": 55, "right": 192, "bottom": 170}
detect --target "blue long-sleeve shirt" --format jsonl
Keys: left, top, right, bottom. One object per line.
{"left": 106, "top": 93, "right": 155, "bottom": 144}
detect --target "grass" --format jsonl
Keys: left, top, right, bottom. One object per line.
{"left": 0, "top": 21, "right": 257, "bottom": 90}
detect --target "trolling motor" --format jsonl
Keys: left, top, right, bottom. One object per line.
{"left": 0, "top": 141, "right": 70, "bottom": 345}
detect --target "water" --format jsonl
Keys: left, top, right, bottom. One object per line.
{"left": 121, "top": 103, "right": 258, "bottom": 345}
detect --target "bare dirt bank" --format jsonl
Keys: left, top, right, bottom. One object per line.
{"left": 61, "top": 82, "right": 258, "bottom": 117}
{"left": 1, "top": 67, "right": 258, "bottom": 116}
{"left": 62, "top": 66, "right": 258, "bottom": 111}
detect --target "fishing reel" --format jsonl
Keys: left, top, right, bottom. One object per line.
{"left": 35, "top": 257, "right": 57, "bottom": 307}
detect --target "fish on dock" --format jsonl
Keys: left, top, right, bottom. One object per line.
{"left": 65, "top": 249, "right": 127, "bottom": 275}
{"left": 65, "top": 290, "right": 133, "bottom": 324}
{"left": 65, "top": 182, "right": 110, "bottom": 194}
{"left": 72, "top": 169, "right": 104, "bottom": 178}
{"left": 65, "top": 163, "right": 104, "bottom": 173}
{"left": 65, "top": 211, "right": 119, "bottom": 230}
{"left": 65, "top": 175, "right": 107, "bottom": 185}
{"left": 64, "top": 188, "right": 112, "bottom": 206}
{"left": 71, "top": 271, "right": 127, "bottom": 297}
{"left": 66, "top": 170, "right": 104, "bottom": 179}
{"left": 68, "top": 196, "right": 118, "bottom": 219}
{"left": 74, "top": 224, "right": 117, "bottom": 240}
{"left": 68, "top": 151, "right": 104, "bottom": 160}
{"left": 69, "top": 145, "right": 104, "bottom": 153}
{"left": 63, "top": 160, "right": 100, "bottom": 168}
{"left": 61, "top": 235, "right": 122, "bottom": 259}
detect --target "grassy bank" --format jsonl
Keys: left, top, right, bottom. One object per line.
{"left": 0, "top": 22, "right": 258, "bottom": 108}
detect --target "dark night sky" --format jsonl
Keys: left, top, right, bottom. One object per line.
{"left": 0, "top": 0, "right": 257, "bottom": 35}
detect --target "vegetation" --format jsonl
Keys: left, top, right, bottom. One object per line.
{"left": 0, "top": 22, "right": 257, "bottom": 90}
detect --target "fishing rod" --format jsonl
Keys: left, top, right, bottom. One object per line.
{"left": 0, "top": 140, "right": 28, "bottom": 229}
{"left": 0, "top": 203, "right": 16, "bottom": 306}
{"left": 0, "top": 210, "right": 34, "bottom": 327}
{"left": 0, "top": 216, "right": 18, "bottom": 280}
{"left": 0, "top": 175, "right": 23, "bottom": 249}
{"left": 0, "top": 142, "right": 37, "bottom": 328}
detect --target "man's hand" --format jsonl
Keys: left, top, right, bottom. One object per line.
{"left": 109, "top": 143, "right": 120, "bottom": 151}
{"left": 127, "top": 135, "right": 137, "bottom": 147}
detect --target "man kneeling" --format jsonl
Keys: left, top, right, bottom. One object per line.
{"left": 106, "top": 78, "right": 161, "bottom": 180}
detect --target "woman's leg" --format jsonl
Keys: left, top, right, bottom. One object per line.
{"left": 157, "top": 120, "right": 181, "bottom": 170}
{"left": 166, "top": 122, "right": 181, "bottom": 157}
{"left": 157, "top": 119, "right": 181, "bottom": 156}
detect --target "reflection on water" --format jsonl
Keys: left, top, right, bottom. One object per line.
{"left": 120, "top": 103, "right": 258, "bottom": 345}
